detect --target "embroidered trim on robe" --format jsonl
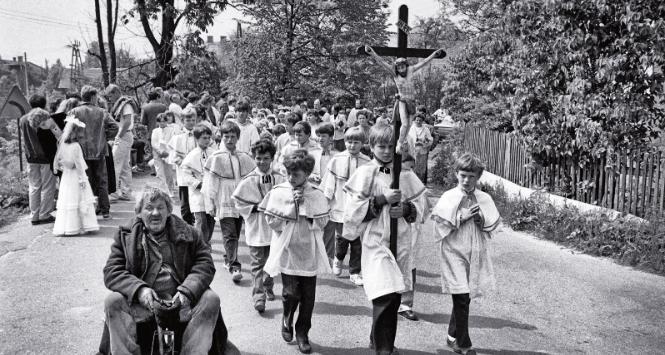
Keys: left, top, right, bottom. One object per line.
{"left": 259, "top": 182, "right": 329, "bottom": 221}
{"left": 204, "top": 150, "right": 255, "bottom": 179}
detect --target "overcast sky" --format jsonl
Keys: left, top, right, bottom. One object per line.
{"left": 0, "top": 0, "right": 441, "bottom": 67}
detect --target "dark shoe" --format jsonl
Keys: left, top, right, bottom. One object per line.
{"left": 102, "top": 213, "right": 111, "bottom": 219}
{"left": 398, "top": 310, "right": 419, "bottom": 321}
{"left": 296, "top": 337, "right": 312, "bottom": 354}
{"left": 231, "top": 269, "right": 243, "bottom": 282}
{"left": 281, "top": 318, "right": 293, "bottom": 343}
{"left": 265, "top": 289, "right": 275, "bottom": 301}
{"left": 254, "top": 299, "right": 266, "bottom": 313}
{"left": 34, "top": 216, "right": 56, "bottom": 225}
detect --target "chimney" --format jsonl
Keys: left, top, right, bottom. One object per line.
{"left": 207, "top": 36, "right": 214, "bottom": 43}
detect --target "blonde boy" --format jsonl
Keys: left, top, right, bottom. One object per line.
{"left": 319, "top": 126, "right": 370, "bottom": 286}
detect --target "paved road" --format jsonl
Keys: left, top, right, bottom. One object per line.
{"left": 1, "top": 174, "right": 664, "bottom": 355}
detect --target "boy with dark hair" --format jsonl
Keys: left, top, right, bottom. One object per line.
{"left": 343, "top": 124, "right": 428, "bottom": 355}
{"left": 202, "top": 120, "right": 256, "bottom": 283}
{"left": 181, "top": 124, "right": 216, "bottom": 243}
{"left": 232, "top": 139, "right": 286, "bottom": 313}
{"left": 278, "top": 121, "right": 322, "bottom": 181}
{"left": 259, "top": 149, "right": 331, "bottom": 354}
{"left": 431, "top": 153, "right": 500, "bottom": 355}
{"left": 232, "top": 98, "right": 260, "bottom": 153}
{"left": 320, "top": 126, "right": 370, "bottom": 284}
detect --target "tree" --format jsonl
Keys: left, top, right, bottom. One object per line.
{"left": 123, "top": 0, "right": 229, "bottom": 86}
{"left": 441, "top": 0, "right": 665, "bottom": 166}
{"left": 93, "top": 0, "right": 110, "bottom": 86}
{"left": 173, "top": 32, "right": 228, "bottom": 97}
{"left": 230, "top": 0, "right": 389, "bottom": 104}
{"left": 85, "top": 41, "right": 138, "bottom": 69}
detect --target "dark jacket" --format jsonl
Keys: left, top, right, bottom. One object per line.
{"left": 19, "top": 108, "right": 54, "bottom": 164}
{"left": 103, "top": 215, "right": 215, "bottom": 305}
{"left": 70, "top": 103, "right": 118, "bottom": 160}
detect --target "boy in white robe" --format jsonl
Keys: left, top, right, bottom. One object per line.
{"left": 232, "top": 139, "right": 285, "bottom": 313}
{"left": 202, "top": 120, "right": 256, "bottom": 283}
{"left": 167, "top": 109, "right": 197, "bottom": 224}
{"left": 343, "top": 124, "right": 427, "bottom": 355}
{"left": 259, "top": 149, "right": 331, "bottom": 354}
{"left": 278, "top": 121, "right": 322, "bottom": 182}
{"left": 430, "top": 153, "right": 500, "bottom": 355}
{"left": 181, "top": 124, "right": 216, "bottom": 243}
{"left": 319, "top": 126, "right": 370, "bottom": 286}
{"left": 230, "top": 99, "right": 260, "bottom": 154}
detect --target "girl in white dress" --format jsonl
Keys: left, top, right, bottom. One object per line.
{"left": 52, "top": 116, "right": 99, "bottom": 236}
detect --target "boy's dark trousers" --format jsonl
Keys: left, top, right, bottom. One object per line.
{"left": 250, "top": 246, "right": 273, "bottom": 302}
{"left": 448, "top": 293, "right": 472, "bottom": 348}
{"left": 178, "top": 186, "right": 194, "bottom": 225}
{"left": 321, "top": 221, "right": 339, "bottom": 260}
{"left": 370, "top": 292, "right": 401, "bottom": 354}
{"left": 281, "top": 273, "right": 317, "bottom": 340}
{"left": 194, "top": 212, "right": 216, "bottom": 244}
{"left": 335, "top": 233, "right": 362, "bottom": 275}
{"left": 219, "top": 217, "right": 243, "bottom": 272}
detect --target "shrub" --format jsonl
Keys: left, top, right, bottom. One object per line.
{"left": 480, "top": 182, "right": 665, "bottom": 275}
{"left": 429, "top": 127, "right": 464, "bottom": 190}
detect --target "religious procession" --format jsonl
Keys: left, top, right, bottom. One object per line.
{"left": 2, "top": 1, "right": 665, "bottom": 355}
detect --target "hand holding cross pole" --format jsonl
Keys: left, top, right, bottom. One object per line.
{"left": 359, "top": 4, "right": 446, "bottom": 258}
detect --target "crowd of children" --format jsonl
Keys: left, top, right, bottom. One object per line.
{"left": 134, "top": 91, "right": 497, "bottom": 354}
{"left": 43, "top": 79, "right": 497, "bottom": 354}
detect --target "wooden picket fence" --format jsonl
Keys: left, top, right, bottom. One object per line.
{"left": 463, "top": 125, "right": 665, "bottom": 218}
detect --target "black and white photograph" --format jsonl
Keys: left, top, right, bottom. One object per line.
{"left": 0, "top": 0, "right": 664, "bottom": 354}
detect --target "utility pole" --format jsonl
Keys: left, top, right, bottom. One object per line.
{"left": 69, "top": 41, "right": 84, "bottom": 91}
{"left": 23, "top": 52, "right": 29, "bottom": 96}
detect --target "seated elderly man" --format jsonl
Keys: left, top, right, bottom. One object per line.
{"left": 103, "top": 187, "right": 221, "bottom": 354}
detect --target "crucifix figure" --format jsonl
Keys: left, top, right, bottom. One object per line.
{"left": 360, "top": 4, "right": 446, "bottom": 257}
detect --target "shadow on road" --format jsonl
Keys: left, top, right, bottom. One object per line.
{"left": 315, "top": 344, "right": 434, "bottom": 354}
{"left": 314, "top": 301, "right": 371, "bottom": 317}
{"left": 416, "top": 269, "right": 441, "bottom": 278}
{"left": 419, "top": 313, "right": 537, "bottom": 331}
{"left": 466, "top": 348, "right": 551, "bottom": 355}
{"left": 415, "top": 282, "right": 444, "bottom": 294}
{"left": 317, "top": 277, "right": 359, "bottom": 290}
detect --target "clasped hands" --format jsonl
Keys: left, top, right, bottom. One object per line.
{"left": 384, "top": 189, "right": 409, "bottom": 218}
{"left": 137, "top": 287, "right": 190, "bottom": 311}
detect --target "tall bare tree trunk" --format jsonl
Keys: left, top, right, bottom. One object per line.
{"left": 94, "top": 0, "right": 109, "bottom": 86}
{"left": 107, "top": 0, "right": 118, "bottom": 83}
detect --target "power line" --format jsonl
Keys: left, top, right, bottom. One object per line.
{"left": 0, "top": 8, "right": 96, "bottom": 31}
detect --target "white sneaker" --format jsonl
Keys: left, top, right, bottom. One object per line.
{"left": 350, "top": 273, "right": 363, "bottom": 286}
{"left": 332, "top": 258, "right": 342, "bottom": 277}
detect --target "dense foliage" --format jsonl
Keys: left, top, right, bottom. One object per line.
{"left": 441, "top": 0, "right": 665, "bottom": 165}
{"left": 228, "top": 0, "right": 390, "bottom": 104}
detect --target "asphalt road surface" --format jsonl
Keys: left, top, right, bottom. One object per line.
{"left": 1, "top": 174, "right": 664, "bottom": 354}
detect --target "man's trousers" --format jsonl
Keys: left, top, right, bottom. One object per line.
{"left": 85, "top": 158, "right": 110, "bottom": 214}
{"left": 112, "top": 132, "right": 134, "bottom": 197}
{"left": 104, "top": 289, "right": 220, "bottom": 355}
{"left": 27, "top": 163, "right": 56, "bottom": 222}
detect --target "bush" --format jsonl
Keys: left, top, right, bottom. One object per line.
{"left": 429, "top": 127, "right": 464, "bottom": 190}
{"left": 0, "top": 136, "right": 28, "bottom": 228}
{"left": 480, "top": 182, "right": 665, "bottom": 275}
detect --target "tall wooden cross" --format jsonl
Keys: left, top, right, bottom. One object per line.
{"left": 358, "top": 4, "right": 446, "bottom": 257}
